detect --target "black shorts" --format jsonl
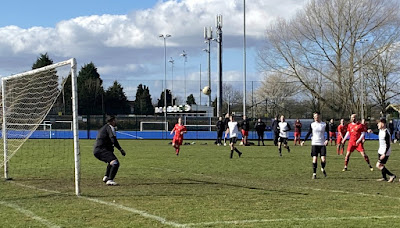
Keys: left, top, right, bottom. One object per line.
{"left": 94, "top": 149, "right": 117, "bottom": 163}
{"left": 230, "top": 137, "right": 238, "bottom": 144}
{"left": 311, "top": 145, "right": 327, "bottom": 157}
{"left": 278, "top": 137, "right": 288, "bottom": 144}
{"left": 378, "top": 153, "right": 389, "bottom": 164}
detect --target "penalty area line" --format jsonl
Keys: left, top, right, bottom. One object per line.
{"left": 298, "top": 186, "right": 400, "bottom": 201}
{"left": 8, "top": 181, "right": 185, "bottom": 228}
{"left": 183, "top": 215, "right": 400, "bottom": 227}
{"left": 0, "top": 200, "right": 61, "bottom": 228}
{"left": 78, "top": 196, "right": 185, "bottom": 227}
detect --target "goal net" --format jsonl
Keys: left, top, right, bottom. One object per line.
{"left": 1, "top": 58, "right": 80, "bottom": 195}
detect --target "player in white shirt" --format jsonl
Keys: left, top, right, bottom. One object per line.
{"left": 225, "top": 115, "right": 243, "bottom": 159}
{"left": 301, "top": 112, "right": 329, "bottom": 179}
{"left": 277, "top": 115, "right": 291, "bottom": 156}
{"left": 367, "top": 118, "right": 396, "bottom": 182}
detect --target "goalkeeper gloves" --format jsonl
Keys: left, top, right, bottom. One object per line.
{"left": 120, "top": 149, "right": 126, "bottom": 156}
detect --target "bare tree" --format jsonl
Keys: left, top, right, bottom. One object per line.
{"left": 259, "top": 0, "right": 400, "bottom": 117}
{"left": 366, "top": 44, "right": 400, "bottom": 114}
{"left": 255, "top": 72, "right": 301, "bottom": 117}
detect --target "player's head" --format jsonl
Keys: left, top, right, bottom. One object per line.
{"left": 361, "top": 119, "right": 366, "bottom": 124}
{"left": 106, "top": 115, "right": 116, "bottom": 126}
{"left": 219, "top": 116, "right": 222, "bottom": 121}
{"left": 330, "top": 119, "right": 334, "bottom": 123}
{"left": 225, "top": 113, "right": 230, "bottom": 118}
{"left": 350, "top": 114, "right": 357, "bottom": 123}
{"left": 258, "top": 118, "right": 261, "bottom": 122}
{"left": 243, "top": 115, "right": 246, "bottom": 120}
{"left": 177, "top": 117, "right": 182, "bottom": 124}
{"left": 280, "top": 115, "right": 285, "bottom": 122}
{"left": 340, "top": 119, "right": 345, "bottom": 125}
{"left": 378, "top": 118, "right": 386, "bottom": 129}
{"left": 296, "top": 119, "right": 300, "bottom": 123}
{"left": 313, "top": 112, "right": 321, "bottom": 122}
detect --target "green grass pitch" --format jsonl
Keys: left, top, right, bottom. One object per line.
{"left": 1, "top": 139, "right": 400, "bottom": 227}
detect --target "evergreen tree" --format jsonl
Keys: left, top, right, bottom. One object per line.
{"left": 77, "top": 62, "right": 104, "bottom": 115}
{"left": 133, "top": 84, "right": 154, "bottom": 115}
{"left": 157, "top": 89, "right": 173, "bottom": 107}
{"left": 105, "top": 80, "right": 130, "bottom": 114}
{"left": 186, "top": 94, "right": 196, "bottom": 105}
{"left": 32, "top": 53, "right": 53, "bottom": 69}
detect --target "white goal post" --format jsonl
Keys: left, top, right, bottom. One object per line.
{"left": 1, "top": 58, "right": 80, "bottom": 196}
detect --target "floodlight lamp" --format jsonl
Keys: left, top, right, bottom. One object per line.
{"left": 166, "top": 34, "right": 171, "bottom": 38}
{"left": 159, "top": 34, "right": 164, "bottom": 38}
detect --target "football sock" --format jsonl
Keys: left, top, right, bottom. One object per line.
{"left": 234, "top": 148, "right": 241, "bottom": 154}
{"left": 321, "top": 161, "right": 326, "bottom": 169}
{"left": 383, "top": 167, "right": 393, "bottom": 176}
{"left": 344, "top": 156, "right": 349, "bottom": 166}
{"left": 312, "top": 162, "right": 317, "bottom": 174}
{"left": 381, "top": 169, "right": 387, "bottom": 179}
{"left": 363, "top": 155, "right": 371, "bottom": 165}
{"left": 230, "top": 150, "right": 233, "bottom": 158}
{"left": 109, "top": 162, "right": 120, "bottom": 180}
{"left": 105, "top": 164, "right": 112, "bottom": 177}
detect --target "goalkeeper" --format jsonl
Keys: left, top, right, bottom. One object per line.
{"left": 93, "top": 115, "right": 126, "bottom": 186}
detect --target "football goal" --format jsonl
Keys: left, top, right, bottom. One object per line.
{"left": 1, "top": 58, "right": 80, "bottom": 196}
{"left": 140, "top": 121, "right": 169, "bottom": 131}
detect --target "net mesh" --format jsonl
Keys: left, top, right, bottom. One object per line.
{"left": 1, "top": 64, "right": 71, "bottom": 169}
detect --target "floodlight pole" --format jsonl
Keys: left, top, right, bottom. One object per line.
{"left": 204, "top": 26, "right": 213, "bottom": 107}
{"left": 243, "top": 0, "right": 247, "bottom": 116}
{"left": 159, "top": 34, "right": 171, "bottom": 135}
{"left": 169, "top": 57, "right": 174, "bottom": 105}
{"left": 357, "top": 38, "right": 368, "bottom": 120}
{"left": 216, "top": 14, "right": 223, "bottom": 117}
{"left": 180, "top": 50, "right": 188, "bottom": 101}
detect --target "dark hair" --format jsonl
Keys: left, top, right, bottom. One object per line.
{"left": 106, "top": 115, "right": 116, "bottom": 123}
{"left": 379, "top": 118, "right": 387, "bottom": 124}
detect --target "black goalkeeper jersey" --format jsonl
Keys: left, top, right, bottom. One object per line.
{"left": 94, "top": 124, "right": 121, "bottom": 153}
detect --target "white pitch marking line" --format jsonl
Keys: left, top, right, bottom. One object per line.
{"left": 8, "top": 181, "right": 185, "bottom": 228}
{"left": 183, "top": 215, "right": 400, "bottom": 227}
{"left": 0, "top": 200, "right": 61, "bottom": 228}
{"left": 298, "top": 186, "right": 400, "bottom": 201}
{"left": 9, "top": 178, "right": 400, "bottom": 227}
{"left": 78, "top": 196, "right": 185, "bottom": 227}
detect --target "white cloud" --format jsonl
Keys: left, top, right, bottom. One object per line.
{"left": 0, "top": 0, "right": 306, "bottom": 96}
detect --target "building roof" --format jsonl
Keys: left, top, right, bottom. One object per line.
{"left": 385, "top": 104, "right": 400, "bottom": 113}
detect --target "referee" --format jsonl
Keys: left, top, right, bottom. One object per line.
{"left": 93, "top": 115, "right": 126, "bottom": 186}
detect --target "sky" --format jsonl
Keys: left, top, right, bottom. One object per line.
{"left": 0, "top": 0, "right": 307, "bottom": 102}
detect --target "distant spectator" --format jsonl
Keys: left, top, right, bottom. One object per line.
{"left": 254, "top": 118, "right": 266, "bottom": 146}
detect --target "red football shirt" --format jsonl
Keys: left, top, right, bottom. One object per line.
{"left": 173, "top": 124, "right": 187, "bottom": 139}
{"left": 337, "top": 124, "right": 347, "bottom": 137}
{"left": 347, "top": 122, "right": 364, "bottom": 142}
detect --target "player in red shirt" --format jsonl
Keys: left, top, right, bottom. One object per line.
{"left": 170, "top": 117, "right": 187, "bottom": 156}
{"left": 336, "top": 119, "right": 347, "bottom": 155}
{"left": 341, "top": 114, "right": 373, "bottom": 171}
{"left": 294, "top": 119, "right": 302, "bottom": 146}
{"left": 361, "top": 119, "right": 368, "bottom": 143}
